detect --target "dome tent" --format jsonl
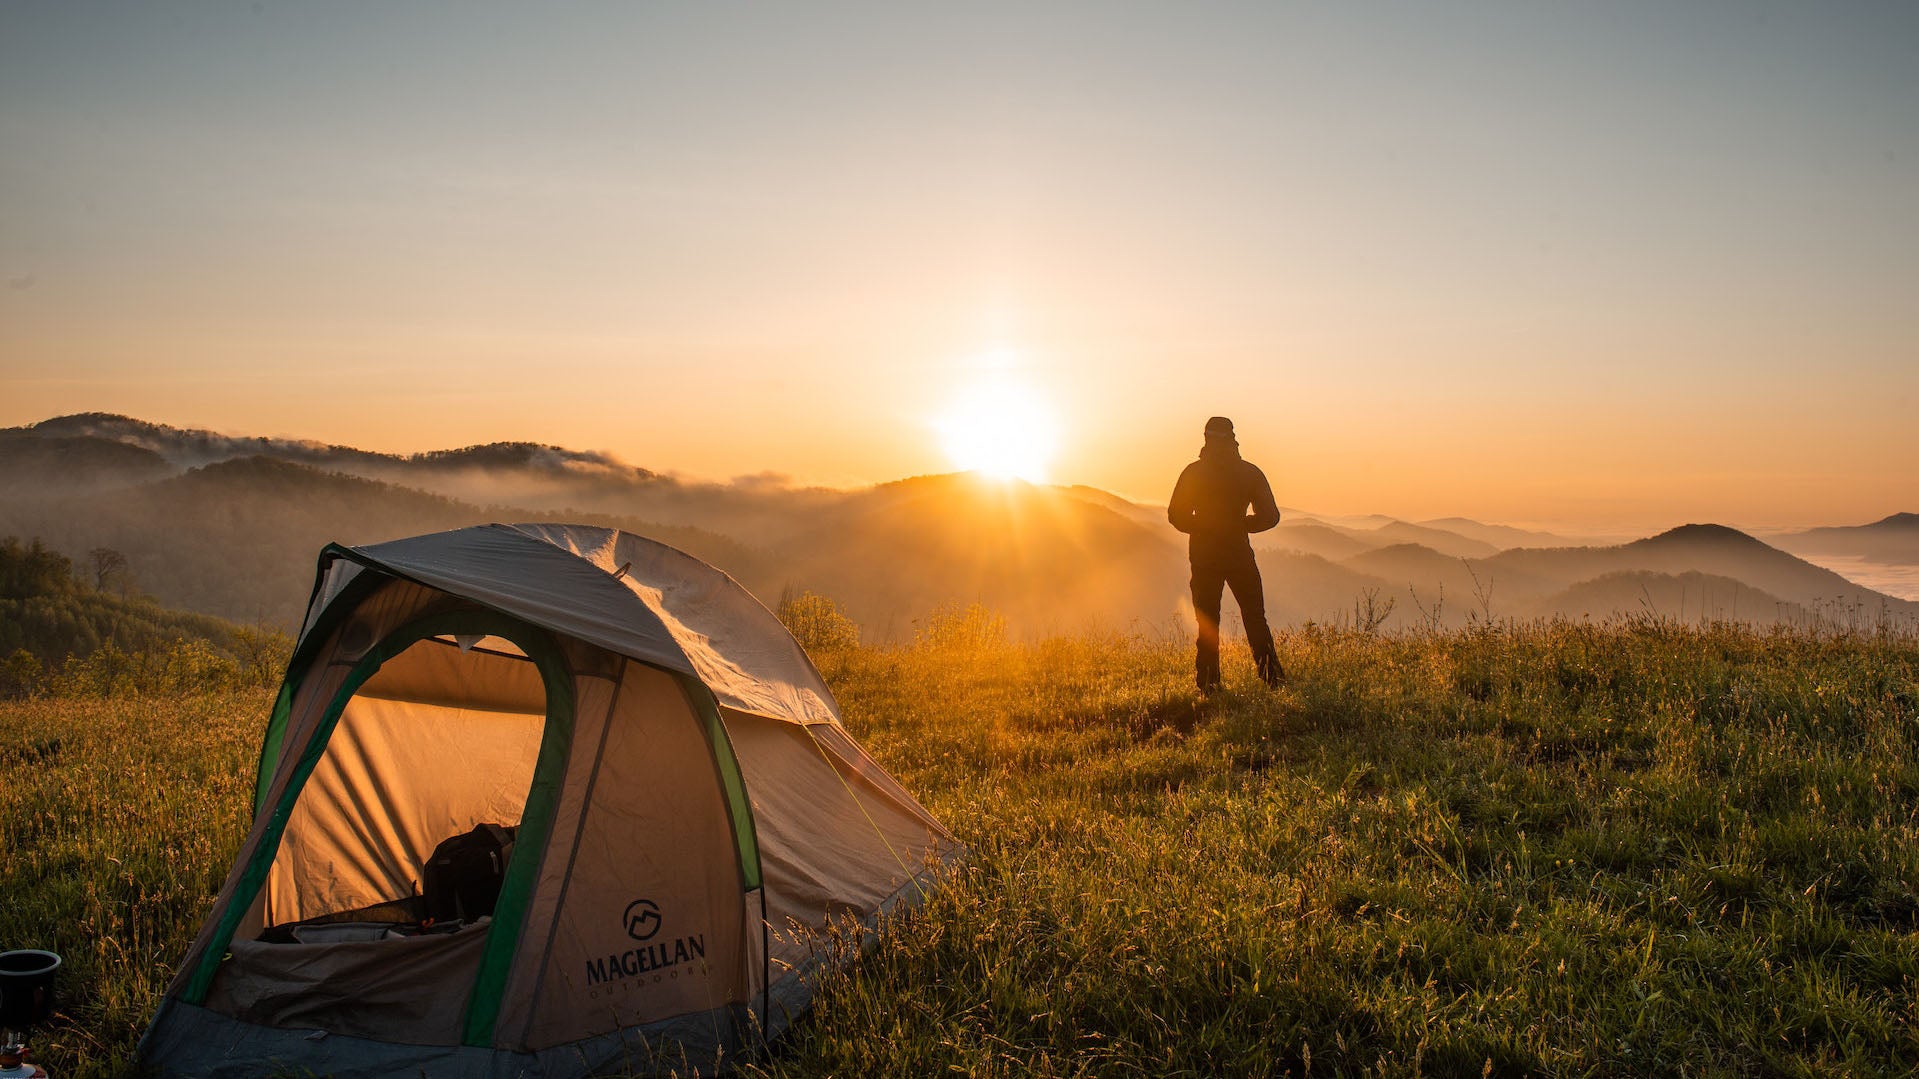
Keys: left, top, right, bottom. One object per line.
{"left": 140, "top": 523, "right": 958, "bottom": 1077}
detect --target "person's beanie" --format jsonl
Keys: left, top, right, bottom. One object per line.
{"left": 1204, "top": 416, "right": 1235, "bottom": 439}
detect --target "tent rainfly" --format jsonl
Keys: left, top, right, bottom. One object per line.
{"left": 140, "top": 523, "right": 958, "bottom": 1077}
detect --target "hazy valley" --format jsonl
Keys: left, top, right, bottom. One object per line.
{"left": 3, "top": 413, "right": 1915, "bottom": 641}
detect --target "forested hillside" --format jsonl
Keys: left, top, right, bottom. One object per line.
{"left": 0, "top": 456, "right": 766, "bottom": 628}
{"left": 0, "top": 537, "right": 287, "bottom": 697}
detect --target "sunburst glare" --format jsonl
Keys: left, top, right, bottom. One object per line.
{"left": 935, "top": 370, "right": 1059, "bottom": 484}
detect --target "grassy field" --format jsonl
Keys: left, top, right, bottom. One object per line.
{"left": 3, "top": 619, "right": 1917, "bottom": 1076}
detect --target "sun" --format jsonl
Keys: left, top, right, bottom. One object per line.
{"left": 935, "top": 374, "right": 1059, "bottom": 483}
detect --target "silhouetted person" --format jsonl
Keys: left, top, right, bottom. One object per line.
{"left": 1168, "top": 416, "right": 1283, "bottom": 690}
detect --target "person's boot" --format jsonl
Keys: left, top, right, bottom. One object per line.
{"left": 1196, "top": 654, "right": 1221, "bottom": 694}
{"left": 1256, "top": 651, "right": 1285, "bottom": 688}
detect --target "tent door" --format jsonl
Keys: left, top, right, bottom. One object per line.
{"left": 181, "top": 610, "right": 577, "bottom": 1050}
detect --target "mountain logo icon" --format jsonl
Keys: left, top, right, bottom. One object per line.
{"left": 623, "top": 899, "right": 662, "bottom": 941}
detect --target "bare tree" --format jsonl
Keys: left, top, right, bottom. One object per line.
{"left": 1464, "top": 559, "right": 1495, "bottom": 624}
{"left": 89, "top": 547, "right": 129, "bottom": 596}
{"left": 1353, "top": 587, "right": 1396, "bottom": 634}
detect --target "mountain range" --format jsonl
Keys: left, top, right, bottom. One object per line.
{"left": 1774, "top": 513, "right": 1919, "bottom": 566}
{"left": 1, "top": 413, "right": 1913, "bottom": 639}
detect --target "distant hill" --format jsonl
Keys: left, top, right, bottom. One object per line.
{"left": 16, "top": 411, "right": 658, "bottom": 493}
{"left": 1370, "top": 521, "right": 1499, "bottom": 559}
{"left": 1059, "top": 485, "right": 1165, "bottom": 530}
{"left": 1263, "top": 520, "right": 1378, "bottom": 562}
{"left": 1775, "top": 513, "right": 1919, "bottom": 566}
{"left": 1614, "top": 524, "right": 1894, "bottom": 610}
{"left": 0, "top": 457, "right": 485, "bottom": 625}
{"left": 0, "top": 431, "right": 173, "bottom": 495}
{"left": 2, "top": 413, "right": 1913, "bottom": 637}
{"left": 1261, "top": 517, "right": 1491, "bottom": 560}
{"left": 5, "top": 412, "right": 842, "bottom": 542}
{"left": 1416, "top": 517, "right": 1585, "bottom": 550}
{"left": 22, "top": 412, "right": 405, "bottom": 473}
{"left": 1276, "top": 524, "right": 1919, "bottom": 630}
{"left": 1345, "top": 542, "right": 1479, "bottom": 592}
{"left": 1540, "top": 570, "right": 1796, "bottom": 624}
{"left": 1482, "top": 524, "right": 1919, "bottom": 623}
{"left": 0, "top": 431, "right": 1192, "bottom": 639}
{"left": 774, "top": 473, "right": 1187, "bottom": 640}
{"left": 1252, "top": 551, "right": 1397, "bottom": 628}
{"left": 1281, "top": 508, "right": 1398, "bottom": 531}
{"left": 0, "top": 536, "right": 262, "bottom": 671}
{"left": 0, "top": 456, "right": 764, "bottom": 628}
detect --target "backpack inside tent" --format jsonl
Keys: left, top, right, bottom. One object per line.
{"left": 139, "top": 523, "right": 959, "bottom": 1077}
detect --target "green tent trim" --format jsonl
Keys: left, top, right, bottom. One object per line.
{"left": 250, "top": 547, "right": 391, "bottom": 811}
{"left": 679, "top": 675, "right": 763, "bottom": 894}
{"left": 182, "top": 607, "right": 576, "bottom": 1056}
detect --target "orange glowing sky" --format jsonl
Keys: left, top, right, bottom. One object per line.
{"left": 2, "top": 4, "right": 1914, "bottom": 532}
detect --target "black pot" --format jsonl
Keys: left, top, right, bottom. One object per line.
{"left": 0, "top": 950, "right": 59, "bottom": 1029}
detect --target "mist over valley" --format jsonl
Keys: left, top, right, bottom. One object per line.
{"left": 3, "top": 413, "right": 1913, "bottom": 639}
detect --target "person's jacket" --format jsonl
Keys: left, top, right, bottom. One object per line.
{"left": 1168, "top": 442, "right": 1280, "bottom": 567}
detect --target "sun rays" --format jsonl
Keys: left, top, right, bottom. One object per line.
{"left": 933, "top": 352, "right": 1060, "bottom": 484}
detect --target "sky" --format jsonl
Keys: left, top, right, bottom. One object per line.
{"left": 2, "top": 1, "right": 1914, "bottom": 532}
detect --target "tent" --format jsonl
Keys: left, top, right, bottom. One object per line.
{"left": 140, "top": 523, "right": 958, "bottom": 1077}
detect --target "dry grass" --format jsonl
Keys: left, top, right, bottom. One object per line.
{"left": 3, "top": 619, "right": 1916, "bottom": 1075}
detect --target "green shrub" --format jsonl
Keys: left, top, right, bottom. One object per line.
{"left": 777, "top": 590, "right": 862, "bottom": 652}
{"left": 0, "top": 647, "right": 43, "bottom": 699}
{"left": 914, "top": 602, "right": 1008, "bottom": 651}
{"left": 37, "top": 633, "right": 288, "bottom": 699}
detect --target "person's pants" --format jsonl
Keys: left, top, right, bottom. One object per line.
{"left": 1192, "top": 558, "right": 1282, "bottom": 689}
